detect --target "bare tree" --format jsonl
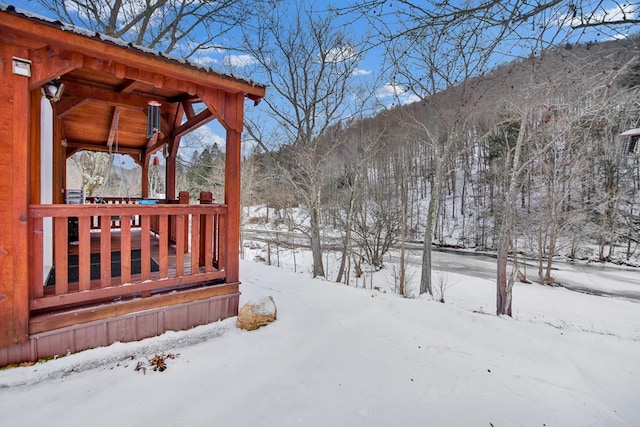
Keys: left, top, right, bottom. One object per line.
{"left": 325, "top": 119, "right": 385, "bottom": 285}
{"left": 69, "top": 151, "right": 110, "bottom": 197}
{"left": 35, "top": 0, "right": 255, "bottom": 58}
{"left": 242, "top": 0, "right": 369, "bottom": 278}
{"left": 353, "top": 0, "right": 639, "bottom": 313}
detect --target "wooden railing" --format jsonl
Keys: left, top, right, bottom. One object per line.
{"left": 84, "top": 196, "right": 188, "bottom": 246}
{"left": 85, "top": 197, "right": 144, "bottom": 229}
{"left": 28, "top": 203, "right": 227, "bottom": 313}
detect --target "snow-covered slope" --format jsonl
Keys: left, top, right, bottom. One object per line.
{"left": 0, "top": 260, "right": 638, "bottom": 426}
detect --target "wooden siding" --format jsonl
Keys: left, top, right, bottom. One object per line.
{"left": 0, "top": 290, "right": 239, "bottom": 367}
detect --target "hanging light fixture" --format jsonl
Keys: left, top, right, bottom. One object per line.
{"left": 41, "top": 80, "right": 65, "bottom": 102}
{"left": 147, "top": 100, "right": 162, "bottom": 138}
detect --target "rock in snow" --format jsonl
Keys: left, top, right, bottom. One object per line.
{"left": 237, "top": 296, "right": 277, "bottom": 331}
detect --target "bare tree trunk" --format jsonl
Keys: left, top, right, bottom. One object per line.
{"left": 336, "top": 175, "right": 358, "bottom": 284}
{"left": 399, "top": 155, "right": 408, "bottom": 296}
{"left": 543, "top": 198, "right": 558, "bottom": 285}
{"left": 310, "top": 203, "right": 325, "bottom": 278}
{"left": 496, "top": 234, "right": 512, "bottom": 317}
{"left": 496, "top": 114, "right": 527, "bottom": 316}
{"left": 420, "top": 158, "right": 442, "bottom": 296}
{"left": 537, "top": 226, "right": 545, "bottom": 282}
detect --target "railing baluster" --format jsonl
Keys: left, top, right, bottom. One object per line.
{"left": 141, "top": 215, "right": 151, "bottom": 281}
{"left": 218, "top": 212, "right": 226, "bottom": 272}
{"left": 204, "top": 214, "right": 213, "bottom": 273}
{"left": 78, "top": 216, "right": 91, "bottom": 291}
{"left": 31, "top": 217, "right": 44, "bottom": 298}
{"left": 212, "top": 212, "right": 219, "bottom": 269}
{"left": 100, "top": 214, "right": 111, "bottom": 288}
{"left": 159, "top": 215, "right": 169, "bottom": 277}
{"left": 54, "top": 217, "right": 68, "bottom": 295}
{"left": 191, "top": 214, "right": 200, "bottom": 275}
{"left": 120, "top": 214, "right": 131, "bottom": 283}
{"left": 175, "top": 214, "right": 185, "bottom": 277}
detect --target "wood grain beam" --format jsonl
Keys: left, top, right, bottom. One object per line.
{"left": 65, "top": 140, "right": 143, "bottom": 158}
{"left": 182, "top": 100, "right": 196, "bottom": 120}
{"left": 106, "top": 107, "right": 122, "bottom": 151}
{"left": 119, "top": 79, "right": 143, "bottom": 93}
{"left": 200, "top": 87, "right": 244, "bottom": 133}
{"left": 29, "top": 47, "right": 83, "bottom": 90}
{"left": 56, "top": 81, "right": 156, "bottom": 118}
{"left": 172, "top": 108, "right": 215, "bottom": 140}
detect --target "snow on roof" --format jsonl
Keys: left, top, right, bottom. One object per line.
{"left": 0, "top": 3, "right": 266, "bottom": 90}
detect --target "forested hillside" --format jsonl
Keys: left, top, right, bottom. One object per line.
{"left": 242, "top": 36, "right": 640, "bottom": 286}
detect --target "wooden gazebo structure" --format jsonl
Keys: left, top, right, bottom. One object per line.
{"left": 0, "top": 5, "right": 265, "bottom": 366}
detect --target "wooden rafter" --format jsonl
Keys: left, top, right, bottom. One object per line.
{"left": 106, "top": 107, "right": 122, "bottom": 152}
{"left": 119, "top": 79, "right": 143, "bottom": 94}
{"left": 172, "top": 109, "right": 215, "bottom": 140}
{"left": 56, "top": 81, "right": 155, "bottom": 118}
{"left": 182, "top": 100, "right": 197, "bottom": 120}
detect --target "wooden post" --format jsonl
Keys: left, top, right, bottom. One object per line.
{"left": 165, "top": 136, "right": 181, "bottom": 201}
{"left": 141, "top": 153, "right": 150, "bottom": 198}
{"left": 0, "top": 43, "right": 31, "bottom": 346}
{"left": 224, "top": 94, "right": 244, "bottom": 284}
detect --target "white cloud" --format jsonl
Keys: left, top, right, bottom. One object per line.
{"left": 556, "top": 3, "right": 637, "bottom": 27}
{"left": 590, "top": 3, "right": 636, "bottom": 23}
{"left": 222, "top": 54, "right": 259, "bottom": 68}
{"left": 191, "top": 56, "right": 219, "bottom": 67}
{"left": 376, "top": 83, "right": 405, "bottom": 99}
{"left": 178, "top": 125, "right": 226, "bottom": 160}
{"left": 352, "top": 68, "right": 372, "bottom": 76}
{"left": 324, "top": 45, "right": 358, "bottom": 63}
{"left": 376, "top": 83, "right": 421, "bottom": 106}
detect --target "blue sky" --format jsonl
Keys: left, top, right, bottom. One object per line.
{"left": 9, "top": 0, "right": 638, "bottom": 106}
{"left": 8, "top": 0, "right": 639, "bottom": 160}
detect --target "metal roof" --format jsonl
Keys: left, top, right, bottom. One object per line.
{"left": 0, "top": 3, "right": 266, "bottom": 91}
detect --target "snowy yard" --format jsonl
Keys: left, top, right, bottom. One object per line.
{"left": 1, "top": 259, "right": 638, "bottom": 426}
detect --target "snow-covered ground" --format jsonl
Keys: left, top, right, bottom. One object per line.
{"left": 1, "top": 258, "right": 638, "bottom": 426}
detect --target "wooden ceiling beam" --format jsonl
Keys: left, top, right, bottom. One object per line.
{"left": 65, "top": 140, "right": 143, "bottom": 158}
{"left": 56, "top": 96, "right": 89, "bottom": 119}
{"left": 172, "top": 102, "right": 186, "bottom": 129}
{"left": 119, "top": 79, "right": 143, "bottom": 93}
{"left": 29, "top": 47, "right": 83, "bottom": 90}
{"left": 56, "top": 81, "right": 158, "bottom": 118}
